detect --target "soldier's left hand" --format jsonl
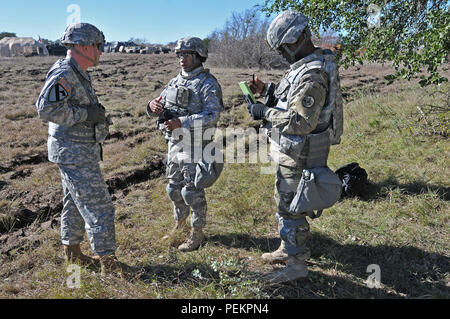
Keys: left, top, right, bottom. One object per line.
{"left": 164, "top": 118, "right": 182, "bottom": 131}
{"left": 247, "top": 103, "right": 267, "bottom": 121}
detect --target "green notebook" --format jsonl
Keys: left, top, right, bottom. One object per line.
{"left": 238, "top": 81, "right": 256, "bottom": 104}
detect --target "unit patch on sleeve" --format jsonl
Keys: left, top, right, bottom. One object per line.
{"left": 47, "top": 77, "right": 72, "bottom": 102}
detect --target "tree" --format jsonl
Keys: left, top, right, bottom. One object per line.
{"left": 0, "top": 32, "right": 16, "bottom": 40}
{"left": 261, "top": 0, "right": 449, "bottom": 86}
{"left": 208, "top": 8, "right": 287, "bottom": 69}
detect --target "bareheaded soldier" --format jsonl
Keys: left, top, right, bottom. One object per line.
{"left": 147, "top": 37, "right": 223, "bottom": 252}
{"left": 247, "top": 11, "right": 344, "bottom": 283}
{"left": 36, "top": 23, "right": 130, "bottom": 278}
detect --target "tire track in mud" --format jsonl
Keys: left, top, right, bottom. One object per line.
{"left": 0, "top": 157, "right": 165, "bottom": 255}
{"left": 0, "top": 153, "right": 48, "bottom": 174}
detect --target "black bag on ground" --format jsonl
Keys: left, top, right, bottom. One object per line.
{"left": 335, "top": 162, "right": 368, "bottom": 198}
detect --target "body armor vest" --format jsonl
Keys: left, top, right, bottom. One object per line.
{"left": 160, "top": 68, "right": 223, "bottom": 144}
{"left": 270, "top": 49, "right": 343, "bottom": 167}
{"left": 164, "top": 68, "right": 214, "bottom": 119}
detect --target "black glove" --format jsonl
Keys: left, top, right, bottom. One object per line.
{"left": 86, "top": 104, "right": 106, "bottom": 124}
{"left": 247, "top": 103, "right": 267, "bottom": 121}
{"left": 244, "top": 94, "right": 255, "bottom": 107}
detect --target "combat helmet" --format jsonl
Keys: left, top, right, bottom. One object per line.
{"left": 61, "top": 23, "right": 105, "bottom": 47}
{"left": 267, "top": 10, "right": 311, "bottom": 62}
{"left": 175, "top": 37, "right": 208, "bottom": 59}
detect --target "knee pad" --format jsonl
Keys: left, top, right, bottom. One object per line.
{"left": 166, "top": 183, "right": 183, "bottom": 203}
{"left": 181, "top": 186, "right": 205, "bottom": 207}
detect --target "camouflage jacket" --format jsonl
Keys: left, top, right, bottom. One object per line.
{"left": 158, "top": 66, "right": 223, "bottom": 141}
{"left": 36, "top": 57, "right": 102, "bottom": 164}
{"left": 264, "top": 48, "right": 343, "bottom": 167}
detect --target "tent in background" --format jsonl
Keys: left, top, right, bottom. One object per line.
{"left": 0, "top": 37, "right": 49, "bottom": 57}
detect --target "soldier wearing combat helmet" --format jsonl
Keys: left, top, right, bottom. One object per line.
{"left": 147, "top": 37, "right": 224, "bottom": 252}
{"left": 247, "top": 11, "right": 344, "bottom": 283}
{"left": 36, "top": 23, "right": 131, "bottom": 278}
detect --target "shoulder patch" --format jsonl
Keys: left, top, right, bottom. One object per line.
{"left": 58, "top": 77, "right": 72, "bottom": 93}
{"left": 47, "top": 77, "right": 71, "bottom": 103}
{"left": 302, "top": 95, "right": 315, "bottom": 108}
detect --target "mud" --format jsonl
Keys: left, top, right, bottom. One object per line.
{"left": 0, "top": 156, "right": 165, "bottom": 241}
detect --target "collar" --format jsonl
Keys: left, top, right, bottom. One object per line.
{"left": 290, "top": 48, "right": 323, "bottom": 71}
{"left": 67, "top": 56, "right": 91, "bottom": 82}
{"left": 180, "top": 65, "right": 208, "bottom": 79}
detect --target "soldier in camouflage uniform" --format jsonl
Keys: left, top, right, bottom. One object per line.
{"left": 36, "top": 23, "right": 130, "bottom": 278}
{"left": 147, "top": 37, "right": 223, "bottom": 252}
{"left": 247, "top": 11, "right": 344, "bottom": 283}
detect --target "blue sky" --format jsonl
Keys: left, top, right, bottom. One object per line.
{"left": 0, "top": 0, "right": 268, "bottom": 44}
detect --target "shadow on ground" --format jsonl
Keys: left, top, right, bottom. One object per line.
{"left": 351, "top": 176, "right": 450, "bottom": 202}
{"left": 137, "top": 231, "right": 449, "bottom": 298}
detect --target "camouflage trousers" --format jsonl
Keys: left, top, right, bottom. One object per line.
{"left": 58, "top": 161, "right": 116, "bottom": 256}
{"left": 274, "top": 164, "right": 311, "bottom": 258}
{"left": 165, "top": 139, "right": 207, "bottom": 229}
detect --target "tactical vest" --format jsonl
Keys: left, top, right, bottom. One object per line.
{"left": 161, "top": 68, "right": 223, "bottom": 143}
{"left": 47, "top": 59, "right": 98, "bottom": 143}
{"left": 276, "top": 49, "right": 343, "bottom": 145}
{"left": 271, "top": 49, "right": 343, "bottom": 167}
{"left": 164, "top": 68, "right": 221, "bottom": 119}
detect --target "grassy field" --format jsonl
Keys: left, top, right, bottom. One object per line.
{"left": 0, "top": 53, "right": 448, "bottom": 299}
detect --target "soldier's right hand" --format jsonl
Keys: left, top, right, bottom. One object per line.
{"left": 86, "top": 104, "right": 106, "bottom": 124}
{"left": 248, "top": 76, "right": 265, "bottom": 95}
{"left": 149, "top": 96, "right": 164, "bottom": 114}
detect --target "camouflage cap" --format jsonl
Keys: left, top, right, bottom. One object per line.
{"left": 175, "top": 37, "right": 208, "bottom": 58}
{"left": 267, "top": 10, "right": 309, "bottom": 50}
{"left": 61, "top": 23, "right": 105, "bottom": 46}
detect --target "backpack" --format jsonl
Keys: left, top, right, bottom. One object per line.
{"left": 335, "top": 162, "right": 368, "bottom": 198}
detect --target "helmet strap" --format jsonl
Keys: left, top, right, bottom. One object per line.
{"left": 71, "top": 46, "right": 97, "bottom": 65}
{"left": 282, "top": 29, "right": 311, "bottom": 63}
{"left": 184, "top": 53, "right": 202, "bottom": 72}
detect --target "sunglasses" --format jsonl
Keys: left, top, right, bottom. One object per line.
{"left": 176, "top": 51, "right": 194, "bottom": 59}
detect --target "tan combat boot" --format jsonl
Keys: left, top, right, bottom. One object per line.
{"left": 263, "top": 255, "right": 309, "bottom": 284}
{"left": 178, "top": 228, "right": 204, "bottom": 252}
{"left": 261, "top": 240, "right": 289, "bottom": 264}
{"left": 162, "top": 218, "right": 190, "bottom": 247}
{"left": 98, "top": 254, "right": 133, "bottom": 280}
{"left": 64, "top": 244, "right": 98, "bottom": 266}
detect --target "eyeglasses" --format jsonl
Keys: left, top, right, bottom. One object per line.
{"left": 176, "top": 52, "right": 194, "bottom": 59}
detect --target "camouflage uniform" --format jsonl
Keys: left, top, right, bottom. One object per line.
{"left": 266, "top": 48, "right": 343, "bottom": 259}
{"left": 255, "top": 11, "right": 343, "bottom": 273}
{"left": 155, "top": 37, "right": 223, "bottom": 237}
{"left": 36, "top": 24, "right": 116, "bottom": 256}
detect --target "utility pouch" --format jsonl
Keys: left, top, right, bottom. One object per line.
{"left": 194, "top": 148, "right": 224, "bottom": 189}
{"left": 275, "top": 78, "right": 290, "bottom": 100}
{"left": 166, "top": 86, "right": 191, "bottom": 108}
{"left": 279, "top": 134, "right": 305, "bottom": 160}
{"left": 289, "top": 166, "right": 342, "bottom": 218}
{"left": 95, "top": 115, "right": 112, "bottom": 143}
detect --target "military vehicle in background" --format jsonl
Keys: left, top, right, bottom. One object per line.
{"left": 161, "top": 47, "right": 171, "bottom": 54}
{"left": 103, "top": 41, "right": 138, "bottom": 53}
{"left": 101, "top": 41, "right": 173, "bottom": 55}
{"left": 46, "top": 41, "right": 67, "bottom": 56}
